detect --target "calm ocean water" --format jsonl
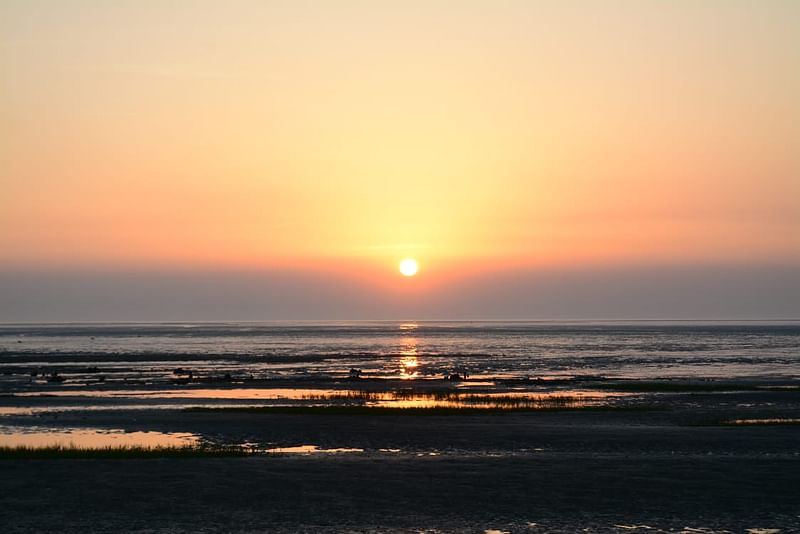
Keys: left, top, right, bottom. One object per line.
{"left": 1, "top": 321, "right": 799, "bottom": 382}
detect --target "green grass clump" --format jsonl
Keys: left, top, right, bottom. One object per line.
{"left": 0, "top": 444, "right": 254, "bottom": 459}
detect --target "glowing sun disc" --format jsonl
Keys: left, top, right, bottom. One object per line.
{"left": 399, "top": 258, "right": 418, "bottom": 277}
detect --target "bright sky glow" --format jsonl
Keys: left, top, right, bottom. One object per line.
{"left": 0, "top": 1, "right": 798, "bottom": 318}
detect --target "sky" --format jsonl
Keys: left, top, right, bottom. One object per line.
{"left": 1, "top": 1, "right": 799, "bottom": 321}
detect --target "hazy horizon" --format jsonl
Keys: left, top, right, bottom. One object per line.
{"left": 3, "top": 263, "right": 798, "bottom": 322}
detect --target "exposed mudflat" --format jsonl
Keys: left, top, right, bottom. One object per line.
{"left": 1, "top": 453, "right": 798, "bottom": 533}
{"left": 2, "top": 386, "right": 800, "bottom": 533}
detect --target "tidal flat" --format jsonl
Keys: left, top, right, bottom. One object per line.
{"left": 2, "top": 322, "right": 799, "bottom": 531}
{"left": 1, "top": 378, "right": 799, "bottom": 532}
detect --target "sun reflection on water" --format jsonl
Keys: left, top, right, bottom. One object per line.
{"left": 399, "top": 337, "right": 419, "bottom": 379}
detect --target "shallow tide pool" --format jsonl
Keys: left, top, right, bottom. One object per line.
{"left": 0, "top": 425, "right": 199, "bottom": 448}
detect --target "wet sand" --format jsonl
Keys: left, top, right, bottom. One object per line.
{"left": 4, "top": 323, "right": 799, "bottom": 530}
{"left": 1, "top": 453, "right": 798, "bottom": 533}
{"left": 2, "top": 387, "right": 800, "bottom": 532}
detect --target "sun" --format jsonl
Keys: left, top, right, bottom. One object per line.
{"left": 399, "top": 258, "right": 419, "bottom": 277}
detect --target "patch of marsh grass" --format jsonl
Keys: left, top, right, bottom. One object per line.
{"left": 0, "top": 444, "right": 253, "bottom": 459}
{"left": 183, "top": 404, "right": 659, "bottom": 416}
{"left": 301, "top": 390, "right": 586, "bottom": 408}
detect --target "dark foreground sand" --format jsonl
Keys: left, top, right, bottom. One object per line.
{"left": 2, "top": 405, "right": 800, "bottom": 532}
{"left": 2, "top": 385, "right": 800, "bottom": 532}
{"left": 1, "top": 452, "right": 798, "bottom": 533}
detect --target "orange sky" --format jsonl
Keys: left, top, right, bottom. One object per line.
{"left": 2, "top": 1, "right": 799, "bottom": 283}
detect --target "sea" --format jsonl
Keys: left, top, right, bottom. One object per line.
{"left": 1, "top": 320, "right": 799, "bottom": 384}
{"left": 1, "top": 320, "right": 799, "bottom": 448}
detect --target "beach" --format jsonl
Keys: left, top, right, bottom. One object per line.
{"left": 2, "top": 381, "right": 800, "bottom": 532}
{"left": 1, "top": 322, "right": 799, "bottom": 532}
{"left": 3, "top": 453, "right": 798, "bottom": 532}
